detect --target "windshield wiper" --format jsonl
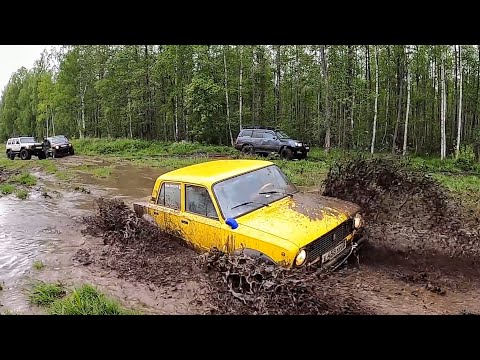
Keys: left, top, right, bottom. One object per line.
{"left": 258, "top": 190, "right": 294, "bottom": 197}
{"left": 230, "top": 201, "right": 269, "bottom": 210}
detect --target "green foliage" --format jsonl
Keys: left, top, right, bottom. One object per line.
{"left": 0, "top": 183, "right": 15, "bottom": 195}
{"left": 48, "top": 284, "right": 137, "bottom": 315}
{"left": 10, "top": 172, "right": 37, "bottom": 186}
{"left": 15, "top": 189, "right": 29, "bottom": 199}
{"left": 29, "top": 282, "right": 66, "bottom": 306}
{"left": 33, "top": 260, "right": 45, "bottom": 270}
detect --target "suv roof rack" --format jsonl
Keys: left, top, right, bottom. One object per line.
{"left": 249, "top": 126, "right": 277, "bottom": 130}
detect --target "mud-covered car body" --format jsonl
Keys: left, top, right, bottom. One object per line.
{"left": 5, "top": 136, "right": 46, "bottom": 160}
{"left": 43, "top": 135, "right": 74, "bottom": 158}
{"left": 234, "top": 126, "right": 310, "bottom": 160}
{"left": 133, "top": 160, "right": 366, "bottom": 268}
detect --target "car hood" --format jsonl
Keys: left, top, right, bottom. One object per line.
{"left": 235, "top": 192, "right": 360, "bottom": 248}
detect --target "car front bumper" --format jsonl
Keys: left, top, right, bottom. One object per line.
{"left": 315, "top": 233, "right": 368, "bottom": 269}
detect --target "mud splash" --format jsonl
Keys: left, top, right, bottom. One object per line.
{"left": 80, "top": 198, "right": 373, "bottom": 315}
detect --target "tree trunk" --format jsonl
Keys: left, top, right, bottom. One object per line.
{"left": 223, "top": 46, "right": 234, "bottom": 146}
{"left": 441, "top": 47, "right": 447, "bottom": 160}
{"left": 320, "top": 45, "right": 330, "bottom": 152}
{"left": 403, "top": 48, "right": 411, "bottom": 156}
{"left": 371, "top": 46, "right": 379, "bottom": 154}
{"left": 80, "top": 83, "right": 87, "bottom": 139}
{"left": 275, "top": 45, "right": 281, "bottom": 126}
{"left": 174, "top": 46, "right": 179, "bottom": 141}
{"left": 251, "top": 46, "right": 256, "bottom": 126}
{"left": 239, "top": 45, "right": 243, "bottom": 131}
{"left": 392, "top": 46, "right": 404, "bottom": 154}
{"left": 455, "top": 45, "right": 463, "bottom": 159}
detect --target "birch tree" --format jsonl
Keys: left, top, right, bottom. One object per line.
{"left": 455, "top": 45, "right": 463, "bottom": 159}
{"left": 403, "top": 46, "right": 412, "bottom": 156}
{"left": 223, "top": 46, "right": 234, "bottom": 146}
{"left": 440, "top": 46, "right": 447, "bottom": 160}
{"left": 371, "top": 46, "right": 379, "bottom": 154}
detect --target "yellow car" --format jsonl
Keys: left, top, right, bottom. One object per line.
{"left": 133, "top": 159, "right": 366, "bottom": 268}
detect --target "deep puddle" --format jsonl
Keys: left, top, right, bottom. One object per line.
{"left": 0, "top": 160, "right": 168, "bottom": 313}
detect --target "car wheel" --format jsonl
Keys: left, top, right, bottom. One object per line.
{"left": 242, "top": 144, "right": 254, "bottom": 155}
{"left": 51, "top": 149, "right": 56, "bottom": 159}
{"left": 280, "top": 147, "right": 294, "bottom": 160}
{"left": 6, "top": 150, "right": 11, "bottom": 159}
{"left": 20, "top": 149, "right": 31, "bottom": 160}
{"left": 297, "top": 153, "right": 307, "bottom": 160}
{"left": 38, "top": 152, "right": 46, "bottom": 160}
{"left": 69, "top": 147, "right": 75, "bottom": 156}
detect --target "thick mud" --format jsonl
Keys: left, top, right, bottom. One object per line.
{"left": 2, "top": 155, "right": 480, "bottom": 315}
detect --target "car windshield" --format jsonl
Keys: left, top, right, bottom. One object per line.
{"left": 213, "top": 165, "right": 298, "bottom": 219}
{"left": 20, "top": 137, "right": 36, "bottom": 143}
{"left": 275, "top": 131, "right": 290, "bottom": 139}
{"left": 49, "top": 135, "right": 68, "bottom": 144}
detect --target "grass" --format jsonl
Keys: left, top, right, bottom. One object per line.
{"left": 29, "top": 282, "right": 138, "bottom": 315}
{"left": 33, "top": 260, "right": 44, "bottom": 270}
{"left": 15, "top": 189, "right": 29, "bottom": 199}
{"left": 72, "top": 164, "right": 113, "bottom": 179}
{"left": 72, "top": 138, "right": 237, "bottom": 157}
{"left": 49, "top": 284, "right": 137, "bottom": 315}
{"left": 29, "top": 282, "right": 66, "bottom": 306}
{"left": 36, "top": 160, "right": 58, "bottom": 174}
{"left": 9, "top": 172, "right": 37, "bottom": 186}
{"left": 0, "top": 183, "right": 15, "bottom": 195}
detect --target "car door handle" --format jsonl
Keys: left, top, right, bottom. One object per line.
{"left": 181, "top": 220, "right": 189, "bottom": 224}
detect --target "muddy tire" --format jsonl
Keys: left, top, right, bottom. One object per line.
{"left": 69, "top": 147, "right": 75, "bottom": 156}
{"left": 242, "top": 144, "right": 254, "bottom": 155}
{"left": 20, "top": 149, "right": 31, "bottom": 160}
{"left": 297, "top": 153, "right": 307, "bottom": 160}
{"left": 38, "top": 152, "right": 46, "bottom": 160}
{"left": 280, "top": 147, "right": 294, "bottom": 161}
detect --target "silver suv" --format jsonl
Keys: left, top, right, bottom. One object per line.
{"left": 5, "top": 136, "right": 46, "bottom": 160}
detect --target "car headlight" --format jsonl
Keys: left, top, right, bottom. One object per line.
{"left": 55, "top": 146, "right": 59, "bottom": 149}
{"left": 295, "top": 249, "right": 307, "bottom": 266}
{"left": 295, "top": 142, "right": 302, "bottom": 147}
{"left": 354, "top": 213, "right": 363, "bottom": 229}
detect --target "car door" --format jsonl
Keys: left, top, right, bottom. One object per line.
{"left": 251, "top": 130, "right": 265, "bottom": 152}
{"left": 153, "top": 181, "right": 183, "bottom": 238}
{"left": 180, "top": 184, "right": 227, "bottom": 251}
{"left": 12, "top": 139, "right": 20, "bottom": 152}
{"left": 262, "top": 131, "right": 277, "bottom": 152}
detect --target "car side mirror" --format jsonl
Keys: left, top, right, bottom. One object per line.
{"left": 225, "top": 218, "right": 238, "bottom": 229}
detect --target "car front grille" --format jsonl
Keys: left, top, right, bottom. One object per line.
{"left": 306, "top": 219, "right": 354, "bottom": 263}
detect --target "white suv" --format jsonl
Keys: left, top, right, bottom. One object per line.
{"left": 5, "top": 136, "right": 46, "bottom": 160}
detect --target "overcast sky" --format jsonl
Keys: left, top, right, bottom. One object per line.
{"left": 0, "top": 45, "right": 52, "bottom": 95}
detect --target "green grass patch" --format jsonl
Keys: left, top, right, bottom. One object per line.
{"left": 72, "top": 164, "right": 113, "bottom": 179}
{"left": 33, "top": 260, "right": 44, "bottom": 270}
{"left": 9, "top": 172, "right": 37, "bottom": 186}
{"left": 15, "top": 189, "right": 29, "bottom": 199}
{"left": 29, "top": 282, "right": 66, "bottom": 306}
{"left": 0, "top": 183, "right": 15, "bottom": 195}
{"left": 71, "top": 138, "right": 236, "bottom": 157}
{"left": 36, "top": 161, "right": 58, "bottom": 174}
{"left": 49, "top": 284, "right": 137, "bottom": 315}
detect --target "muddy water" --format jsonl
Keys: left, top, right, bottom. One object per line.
{"left": 0, "top": 161, "right": 168, "bottom": 314}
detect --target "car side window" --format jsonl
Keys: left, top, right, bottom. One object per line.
{"left": 185, "top": 185, "right": 218, "bottom": 219}
{"left": 7, "top": 140, "right": 11, "bottom": 145}
{"left": 241, "top": 130, "right": 253, "bottom": 137}
{"left": 15, "top": 139, "right": 20, "bottom": 145}
{"left": 157, "top": 182, "right": 181, "bottom": 210}
{"left": 264, "top": 132, "right": 275, "bottom": 140}
{"left": 252, "top": 130, "right": 264, "bottom": 138}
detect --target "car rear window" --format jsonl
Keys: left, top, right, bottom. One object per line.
{"left": 157, "top": 182, "right": 181, "bottom": 210}
{"left": 252, "top": 131, "right": 264, "bottom": 138}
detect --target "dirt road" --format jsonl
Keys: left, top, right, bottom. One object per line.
{"left": 1, "top": 155, "right": 479, "bottom": 314}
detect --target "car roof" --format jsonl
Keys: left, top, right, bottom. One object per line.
{"left": 158, "top": 159, "right": 274, "bottom": 187}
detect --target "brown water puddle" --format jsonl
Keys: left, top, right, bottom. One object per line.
{"left": 0, "top": 159, "right": 171, "bottom": 314}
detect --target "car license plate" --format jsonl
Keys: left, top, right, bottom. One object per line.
{"left": 322, "top": 240, "right": 347, "bottom": 263}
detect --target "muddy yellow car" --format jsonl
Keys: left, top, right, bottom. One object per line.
{"left": 133, "top": 160, "right": 366, "bottom": 268}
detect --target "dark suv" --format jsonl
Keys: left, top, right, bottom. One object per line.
{"left": 234, "top": 126, "right": 310, "bottom": 160}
